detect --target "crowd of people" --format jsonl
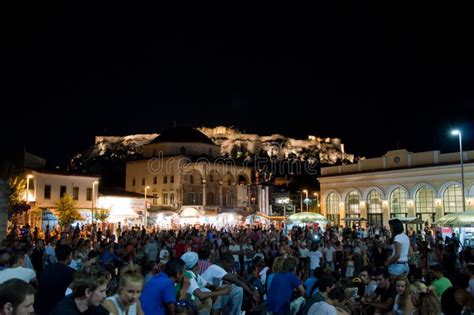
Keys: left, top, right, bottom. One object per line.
{"left": 0, "top": 218, "right": 473, "bottom": 314}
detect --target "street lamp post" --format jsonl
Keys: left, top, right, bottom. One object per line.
{"left": 451, "top": 130, "right": 466, "bottom": 212}
{"left": 314, "top": 192, "right": 319, "bottom": 213}
{"left": 92, "top": 181, "right": 99, "bottom": 224}
{"left": 144, "top": 186, "right": 150, "bottom": 228}
{"left": 303, "top": 189, "right": 308, "bottom": 212}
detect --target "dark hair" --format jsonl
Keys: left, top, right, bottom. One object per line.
{"left": 328, "top": 286, "right": 345, "bottom": 302}
{"left": 219, "top": 253, "right": 234, "bottom": 265}
{"left": 311, "top": 275, "right": 336, "bottom": 296}
{"left": 56, "top": 245, "right": 72, "bottom": 262}
{"left": 164, "top": 258, "right": 185, "bottom": 278}
{"left": 0, "top": 279, "right": 35, "bottom": 309}
{"left": 282, "top": 256, "right": 298, "bottom": 272}
{"left": 72, "top": 265, "right": 109, "bottom": 298}
{"left": 389, "top": 219, "right": 404, "bottom": 237}
{"left": 198, "top": 247, "right": 210, "bottom": 260}
{"left": 360, "top": 265, "right": 374, "bottom": 277}
{"left": 373, "top": 267, "right": 390, "bottom": 280}
{"left": 429, "top": 264, "right": 443, "bottom": 273}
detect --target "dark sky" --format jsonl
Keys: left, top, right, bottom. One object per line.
{"left": 3, "top": 3, "right": 473, "bottom": 165}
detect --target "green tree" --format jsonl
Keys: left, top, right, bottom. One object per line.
{"left": 94, "top": 208, "right": 110, "bottom": 222}
{"left": 8, "top": 176, "right": 30, "bottom": 223}
{"left": 56, "top": 194, "right": 83, "bottom": 226}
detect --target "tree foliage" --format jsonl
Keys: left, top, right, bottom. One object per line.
{"left": 8, "top": 176, "right": 30, "bottom": 219}
{"left": 94, "top": 208, "right": 110, "bottom": 222}
{"left": 56, "top": 194, "right": 83, "bottom": 226}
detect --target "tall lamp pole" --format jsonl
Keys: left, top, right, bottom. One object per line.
{"left": 303, "top": 189, "right": 308, "bottom": 212}
{"left": 92, "top": 180, "right": 99, "bottom": 224}
{"left": 451, "top": 130, "right": 466, "bottom": 212}
{"left": 144, "top": 186, "right": 150, "bottom": 228}
{"left": 26, "top": 174, "right": 33, "bottom": 225}
{"left": 314, "top": 192, "right": 319, "bottom": 213}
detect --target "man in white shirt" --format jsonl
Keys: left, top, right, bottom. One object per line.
{"left": 228, "top": 238, "right": 241, "bottom": 274}
{"left": 144, "top": 238, "right": 159, "bottom": 262}
{"left": 324, "top": 241, "right": 336, "bottom": 271}
{"left": 0, "top": 252, "right": 37, "bottom": 287}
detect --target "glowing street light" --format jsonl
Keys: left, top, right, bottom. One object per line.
{"left": 26, "top": 174, "right": 34, "bottom": 203}
{"left": 314, "top": 192, "right": 320, "bottom": 213}
{"left": 303, "top": 189, "right": 308, "bottom": 212}
{"left": 451, "top": 129, "right": 466, "bottom": 212}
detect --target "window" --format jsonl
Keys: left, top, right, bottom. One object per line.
{"left": 345, "top": 191, "right": 360, "bottom": 225}
{"left": 87, "top": 188, "right": 92, "bottom": 201}
{"left": 163, "top": 176, "right": 167, "bottom": 184}
{"left": 367, "top": 190, "right": 383, "bottom": 214}
{"left": 44, "top": 185, "right": 51, "bottom": 200}
{"left": 443, "top": 185, "right": 463, "bottom": 213}
{"left": 60, "top": 186, "right": 67, "bottom": 198}
{"left": 153, "top": 176, "right": 157, "bottom": 185}
{"left": 190, "top": 175, "right": 194, "bottom": 184}
{"left": 390, "top": 188, "right": 408, "bottom": 217}
{"left": 132, "top": 178, "right": 136, "bottom": 186}
{"left": 142, "top": 178, "right": 145, "bottom": 186}
{"left": 73, "top": 187, "right": 79, "bottom": 200}
{"left": 152, "top": 193, "right": 158, "bottom": 205}
{"left": 170, "top": 175, "right": 174, "bottom": 184}
{"left": 326, "top": 193, "right": 341, "bottom": 225}
{"left": 163, "top": 192, "right": 168, "bottom": 205}
{"left": 170, "top": 193, "right": 175, "bottom": 205}
{"left": 415, "top": 187, "right": 435, "bottom": 213}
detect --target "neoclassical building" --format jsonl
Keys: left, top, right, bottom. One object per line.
{"left": 125, "top": 128, "right": 252, "bottom": 216}
{"left": 319, "top": 149, "right": 474, "bottom": 228}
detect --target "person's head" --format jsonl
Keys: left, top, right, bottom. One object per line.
{"left": 429, "top": 264, "right": 444, "bottom": 279}
{"left": 181, "top": 252, "right": 199, "bottom": 271}
{"left": 219, "top": 253, "right": 235, "bottom": 272}
{"left": 395, "top": 275, "right": 410, "bottom": 295}
{"left": 163, "top": 258, "right": 185, "bottom": 283}
{"left": 8, "top": 252, "right": 24, "bottom": 268}
{"left": 389, "top": 218, "right": 404, "bottom": 237}
{"left": 410, "top": 281, "right": 441, "bottom": 314}
{"left": 314, "top": 275, "right": 336, "bottom": 295}
{"left": 0, "top": 279, "right": 35, "bottom": 315}
{"left": 282, "top": 256, "right": 298, "bottom": 273}
{"left": 326, "top": 286, "right": 345, "bottom": 306}
{"left": 359, "top": 266, "right": 373, "bottom": 284}
{"left": 272, "top": 256, "right": 285, "bottom": 273}
{"left": 55, "top": 245, "right": 73, "bottom": 263}
{"left": 71, "top": 265, "right": 109, "bottom": 307}
{"left": 118, "top": 266, "right": 144, "bottom": 307}
{"left": 373, "top": 268, "right": 390, "bottom": 289}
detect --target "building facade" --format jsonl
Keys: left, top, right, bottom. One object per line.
{"left": 319, "top": 149, "right": 474, "bottom": 228}
{"left": 125, "top": 128, "right": 253, "bottom": 216}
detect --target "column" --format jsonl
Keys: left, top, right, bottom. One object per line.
{"left": 202, "top": 180, "right": 207, "bottom": 206}
{"left": 219, "top": 181, "right": 223, "bottom": 206}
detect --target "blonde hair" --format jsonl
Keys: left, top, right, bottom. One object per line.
{"left": 119, "top": 265, "right": 144, "bottom": 289}
{"left": 410, "top": 281, "right": 440, "bottom": 315}
{"left": 394, "top": 275, "right": 410, "bottom": 310}
{"left": 272, "top": 256, "right": 285, "bottom": 273}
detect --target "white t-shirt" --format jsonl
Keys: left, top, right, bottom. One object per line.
{"left": 0, "top": 267, "right": 36, "bottom": 284}
{"left": 393, "top": 233, "right": 410, "bottom": 262}
{"left": 144, "top": 241, "right": 158, "bottom": 261}
{"left": 201, "top": 264, "right": 228, "bottom": 287}
{"left": 308, "top": 250, "right": 322, "bottom": 270}
{"left": 324, "top": 246, "right": 335, "bottom": 262}
{"left": 186, "top": 270, "right": 210, "bottom": 300}
{"left": 307, "top": 301, "right": 337, "bottom": 315}
{"left": 228, "top": 244, "right": 241, "bottom": 262}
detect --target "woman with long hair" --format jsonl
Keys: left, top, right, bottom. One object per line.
{"left": 390, "top": 275, "right": 413, "bottom": 315}
{"left": 410, "top": 281, "right": 440, "bottom": 315}
{"left": 385, "top": 219, "right": 410, "bottom": 279}
{"left": 102, "top": 265, "right": 144, "bottom": 315}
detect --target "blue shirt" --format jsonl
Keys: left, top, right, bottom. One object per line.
{"left": 304, "top": 276, "right": 317, "bottom": 297}
{"left": 140, "top": 272, "right": 176, "bottom": 315}
{"left": 267, "top": 272, "right": 301, "bottom": 313}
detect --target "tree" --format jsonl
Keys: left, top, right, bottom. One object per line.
{"left": 8, "top": 176, "right": 30, "bottom": 223}
{"left": 94, "top": 208, "right": 110, "bottom": 222}
{"left": 56, "top": 194, "right": 83, "bottom": 226}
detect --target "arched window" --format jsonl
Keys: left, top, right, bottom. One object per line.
{"left": 186, "top": 193, "right": 195, "bottom": 205}
{"left": 390, "top": 188, "right": 408, "bottom": 217}
{"left": 170, "top": 193, "right": 175, "bottom": 206}
{"left": 367, "top": 190, "right": 383, "bottom": 228}
{"left": 415, "top": 187, "right": 435, "bottom": 224}
{"left": 345, "top": 191, "right": 360, "bottom": 226}
{"left": 207, "top": 192, "right": 215, "bottom": 205}
{"left": 367, "top": 190, "right": 383, "bottom": 214}
{"left": 443, "top": 185, "right": 463, "bottom": 214}
{"left": 326, "top": 193, "right": 341, "bottom": 226}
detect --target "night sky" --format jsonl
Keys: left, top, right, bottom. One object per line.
{"left": 3, "top": 3, "right": 473, "bottom": 166}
